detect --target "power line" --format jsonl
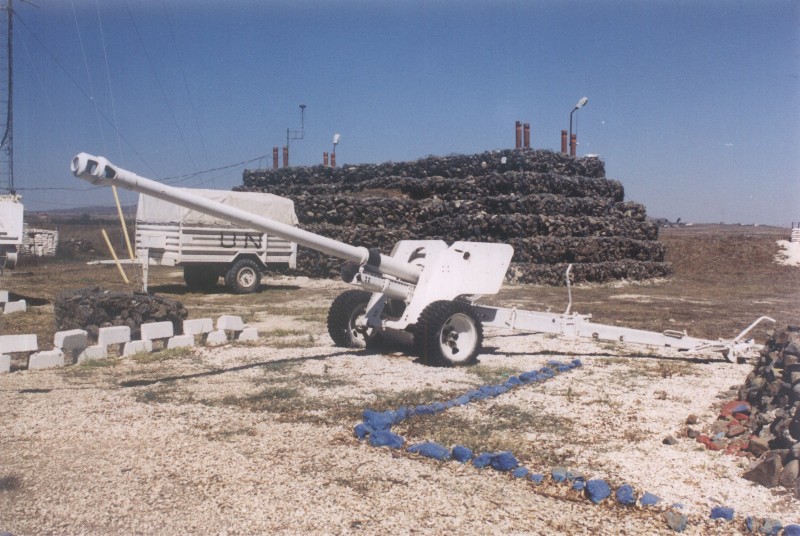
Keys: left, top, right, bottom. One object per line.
{"left": 161, "top": 0, "right": 214, "bottom": 184}
{"left": 161, "top": 153, "right": 271, "bottom": 184}
{"left": 13, "top": 9, "right": 157, "bottom": 176}
{"left": 124, "top": 1, "right": 198, "bottom": 174}
{"left": 95, "top": 0, "right": 124, "bottom": 166}
{"left": 70, "top": 0, "right": 106, "bottom": 154}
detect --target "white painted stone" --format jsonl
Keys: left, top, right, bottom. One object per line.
{"left": 0, "top": 334, "right": 38, "bottom": 354}
{"left": 140, "top": 321, "right": 174, "bottom": 341}
{"left": 54, "top": 329, "right": 88, "bottom": 351}
{"left": 182, "top": 318, "right": 214, "bottom": 336}
{"left": 0, "top": 290, "right": 8, "bottom": 303}
{"left": 216, "top": 315, "right": 245, "bottom": 331}
{"left": 122, "top": 339, "right": 153, "bottom": 357}
{"left": 167, "top": 334, "right": 195, "bottom": 349}
{"left": 205, "top": 330, "right": 228, "bottom": 346}
{"left": 29, "top": 349, "right": 65, "bottom": 370}
{"left": 3, "top": 300, "right": 26, "bottom": 314}
{"left": 77, "top": 345, "right": 108, "bottom": 363}
{"left": 237, "top": 327, "right": 259, "bottom": 342}
{"left": 0, "top": 354, "right": 9, "bottom": 373}
{"left": 97, "top": 326, "right": 131, "bottom": 347}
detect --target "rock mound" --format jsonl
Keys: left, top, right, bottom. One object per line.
{"left": 241, "top": 148, "right": 670, "bottom": 284}
{"left": 738, "top": 326, "right": 800, "bottom": 496}
{"left": 54, "top": 287, "right": 188, "bottom": 342}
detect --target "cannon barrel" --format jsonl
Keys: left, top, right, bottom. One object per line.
{"left": 71, "top": 153, "right": 423, "bottom": 283}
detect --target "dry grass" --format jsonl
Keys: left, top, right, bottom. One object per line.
{"left": 488, "top": 225, "right": 798, "bottom": 340}
{"left": 1, "top": 223, "right": 796, "bottom": 349}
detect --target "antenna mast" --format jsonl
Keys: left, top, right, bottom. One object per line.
{"left": 0, "top": 0, "right": 14, "bottom": 193}
{"left": 285, "top": 104, "right": 306, "bottom": 149}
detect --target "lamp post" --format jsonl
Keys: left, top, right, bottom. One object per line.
{"left": 331, "top": 133, "right": 340, "bottom": 167}
{"left": 569, "top": 97, "right": 588, "bottom": 156}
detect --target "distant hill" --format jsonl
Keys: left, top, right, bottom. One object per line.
{"left": 25, "top": 205, "right": 137, "bottom": 223}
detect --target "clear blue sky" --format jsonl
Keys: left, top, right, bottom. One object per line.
{"left": 9, "top": 0, "right": 800, "bottom": 225}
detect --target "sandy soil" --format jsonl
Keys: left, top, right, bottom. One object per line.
{"left": 2, "top": 282, "right": 798, "bottom": 535}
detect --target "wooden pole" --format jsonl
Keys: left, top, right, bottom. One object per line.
{"left": 111, "top": 185, "right": 135, "bottom": 260}
{"left": 101, "top": 228, "right": 129, "bottom": 284}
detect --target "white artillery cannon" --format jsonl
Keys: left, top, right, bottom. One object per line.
{"left": 71, "top": 153, "right": 774, "bottom": 366}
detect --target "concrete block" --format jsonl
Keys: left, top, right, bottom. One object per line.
{"left": 3, "top": 300, "right": 26, "bottom": 314}
{"left": 29, "top": 349, "right": 65, "bottom": 370}
{"left": 77, "top": 345, "right": 108, "bottom": 363}
{"left": 122, "top": 340, "right": 153, "bottom": 357}
{"left": 0, "top": 334, "right": 38, "bottom": 354}
{"left": 97, "top": 326, "right": 131, "bottom": 347}
{"left": 54, "top": 329, "right": 88, "bottom": 351}
{"left": 205, "top": 330, "right": 228, "bottom": 346}
{"left": 167, "top": 334, "right": 195, "bottom": 349}
{"left": 0, "top": 354, "right": 9, "bottom": 373}
{"left": 0, "top": 290, "right": 8, "bottom": 303}
{"left": 183, "top": 318, "right": 214, "bottom": 336}
{"left": 237, "top": 327, "right": 259, "bottom": 342}
{"left": 217, "top": 315, "right": 245, "bottom": 332}
{"left": 140, "top": 321, "right": 174, "bottom": 341}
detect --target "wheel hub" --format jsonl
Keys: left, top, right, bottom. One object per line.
{"left": 439, "top": 314, "right": 477, "bottom": 361}
{"left": 238, "top": 269, "right": 256, "bottom": 287}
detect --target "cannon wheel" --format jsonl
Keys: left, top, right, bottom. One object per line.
{"left": 224, "top": 258, "right": 262, "bottom": 294}
{"left": 414, "top": 300, "right": 483, "bottom": 367}
{"left": 183, "top": 265, "right": 220, "bottom": 291}
{"left": 327, "top": 290, "right": 380, "bottom": 348}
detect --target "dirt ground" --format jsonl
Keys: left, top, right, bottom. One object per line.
{"left": 1, "top": 224, "right": 799, "bottom": 535}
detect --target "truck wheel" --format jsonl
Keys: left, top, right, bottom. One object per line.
{"left": 225, "top": 258, "right": 262, "bottom": 294}
{"left": 183, "top": 265, "right": 219, "bottom": 291}
{"left": 327, "top": 290, "right": 379, "bottom": 348}
{"left": 413, "top": 300, "right": 483, "bottom": 367}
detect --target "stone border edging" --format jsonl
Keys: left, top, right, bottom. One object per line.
{"left": 352, "top": 358, "right": 799, "bottom": 534}
{"left": 0, "top": 315, "right": 259, "bottom": 373}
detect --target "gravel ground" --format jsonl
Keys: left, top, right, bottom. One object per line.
{"left": 3, "top": 302, "right": 799, "bottom": 536}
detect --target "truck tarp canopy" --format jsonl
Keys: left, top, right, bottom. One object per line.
{"left": 136, "top": 188, "right": 298, "bottom": 227}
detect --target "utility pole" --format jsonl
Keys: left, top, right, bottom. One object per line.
{"left": 283, "top": 104, "right": 306, "bottom": 167}
{"left": 0, "top": 0, "right": 14, "bottom": 193}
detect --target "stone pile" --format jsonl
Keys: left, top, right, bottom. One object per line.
{"left": 241, "top": 149, "right": 670, "bottom": 284}
{"left": 686, "top": 327, "right": 800, "bottom": 497}
{"left": 53, "top": 287, "right": 188, "bottom": 342}
{"left": 738, "top": 327, "right": 800, "bottom": 496}
{"left": 19, "top": 227, "right": 59, "bottom": 257}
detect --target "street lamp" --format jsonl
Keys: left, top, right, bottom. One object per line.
{"left": 569, "top": 97, "right": 588, "bottom": 156}
{"left": 331, "top": 133, "right": 341, "bottom": 167}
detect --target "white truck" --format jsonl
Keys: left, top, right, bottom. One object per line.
{"left": 135, "top": 188, "right": 298, "bottom": 293}
{"left": 0, "top": 193, "right": 23, "bottom": 272}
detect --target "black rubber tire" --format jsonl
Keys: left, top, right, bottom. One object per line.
{"left": 183, "top": 265, "right": 220, "bottom": 291}
{"left": 327, "top": 290, "right": 379, "bottom": 348}
{"left": 413, "top": 300, "right": 483, "bottom": 367}
{"left": 224, "top": 258, "right": 262, "bottom": 294}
